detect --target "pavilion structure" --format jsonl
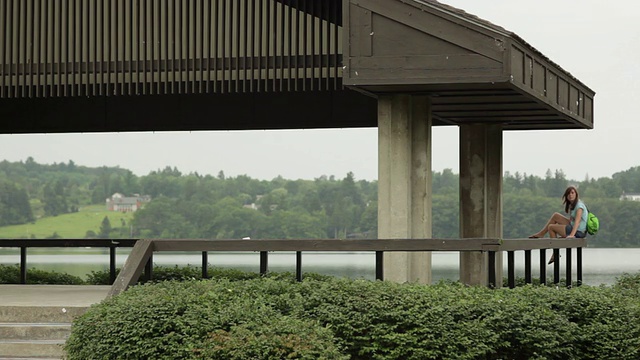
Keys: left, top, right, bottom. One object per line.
{"left": 0, "top": 0, "right": 594, "bottom": 285}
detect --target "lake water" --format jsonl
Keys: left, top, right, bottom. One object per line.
{"left": 1, "top": 248, "right": 638, "bottom": 286}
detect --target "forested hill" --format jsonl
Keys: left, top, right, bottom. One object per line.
{"left": 1, "top": 158, "right": 640, "bottom": 247}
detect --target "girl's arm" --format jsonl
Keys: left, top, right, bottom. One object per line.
{"left": 567, "top": 208, "right": 583, "bottom": 238}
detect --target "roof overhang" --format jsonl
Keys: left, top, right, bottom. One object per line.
{"left": 342, "top": 0, "right": 595, "bottom": 130}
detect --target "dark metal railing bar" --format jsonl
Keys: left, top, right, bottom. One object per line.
{"left": 296, "top": 251, "right": 302, "bottom": 282}
{"left": 375, "top": 250, "right": 383, "bottom": 281}
{"left": 143, "top": 254, "right": 153, "bottom": 282}
{"left": 259, "top": 251, "right": 268, "bottom": 275}
{"left": 201, "top": 251, "right": 208, "bottom": 279}
{"left": 507, "top": 250, "right": 515, "bottom": 289}
{"left": 20, "top": 247, "right": 27, "bottom": 284}
{"left": 524, "top": 249, "right": 531, "bottom": 284}
{"left": 539, "top": 248, "right": 546, "bottom": 285}
{"left": 109, "top": 246, "right": 116, "bottom": 283}
{"left": 577, "top": 247, "right": 583, "bottom": 286}
{"left": 553, "top": 248, "right": 560, "bottom": 284}
{"left": 566, "top": 247, "right": 572, "bottom": 288}
{"left": 488, "top": 251, "right": 496, "bottom": 288}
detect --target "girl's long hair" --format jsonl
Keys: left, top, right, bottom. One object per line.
{"left": 562, "top": 186, "right": 579, "bottom": 213}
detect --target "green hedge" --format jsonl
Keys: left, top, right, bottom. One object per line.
{"left": 66, "top": 275, "right": 640, "bottom": 360}
{"left": 0, "top": 264, "right": 85, "bottom": 285}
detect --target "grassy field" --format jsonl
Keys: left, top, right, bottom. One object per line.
{"left": 0, "top": 205, "right": 134, "bottom": 239}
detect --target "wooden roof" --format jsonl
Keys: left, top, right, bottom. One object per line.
{"left": 343, "top": 0, "right": 595, "bottom": 129}
{"left": 0, "top": 0, "right": 594, "bottom": 134}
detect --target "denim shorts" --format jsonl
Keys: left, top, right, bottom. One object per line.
{"left": 565, "top": 224, "right": 586, "bottom": 238}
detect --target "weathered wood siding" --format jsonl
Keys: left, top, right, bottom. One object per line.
{"left": 0, "top": 0, "right": 343, "bottom": 98}
{"left": 344, "top": 0, "right": 505, "bottom": 86}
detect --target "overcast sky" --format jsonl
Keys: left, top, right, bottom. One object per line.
{"left": 0, "top": 0, "right": 638, "bottom": 182}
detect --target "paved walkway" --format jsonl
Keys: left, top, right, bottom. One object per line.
{"left": 0, "top": 285, "right": 110, "bottom": 307}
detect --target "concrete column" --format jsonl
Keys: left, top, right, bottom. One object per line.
{"left": 378, "top": 94, "right": 432, "bottom": 284}
{"left": 459, "top": 124, "right": 503, "bottom": 286}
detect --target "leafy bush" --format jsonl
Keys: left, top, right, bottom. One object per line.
{"left": 85, "top": 265, "right": 333, "bottom": 285}
{"left": 65, "top": 279, "right": 345, "bottom": 359}
{"left": 0, "top": 264, "right": 85, "bottom": 285}
{"left": 613, "top": 272, "right": 640, "bottom": 298}
{"left": 66, "top": 273, "right": 640, "bottom": 360}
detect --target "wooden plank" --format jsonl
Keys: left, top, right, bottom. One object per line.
{"left": 495, "top": 238, "right": 587, "bottom": 251}
{"left": 353, "top": 54, "right": 501, "bottom": 75}
{"left": 151, "top": 238, "right": 502, "bottom": 252}
{"left": 0, "top": 239, "right": 138, "bottom": 247}
{"left": 355, "top": 0, "right": 505, "bottom": 62}
{"left": 107, "top": 239, "right": 153, "bottom": 297}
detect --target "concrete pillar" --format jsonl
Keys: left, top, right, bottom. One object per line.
{"left": 459, "top": 124, "right": 503, "bottom": 286}
{"left": 378, "top": 94, "right": 432, "bottom": 284}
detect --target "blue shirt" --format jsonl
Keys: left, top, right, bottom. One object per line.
{"left": 570, "top": 200, "right": 588, "bottom": 233}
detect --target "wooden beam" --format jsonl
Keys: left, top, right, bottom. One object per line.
{"left": 107, "top": 239, "right": 154, "bottom": 297}
{"left": 151, "top": 238, "right": 502, "bottom": 252}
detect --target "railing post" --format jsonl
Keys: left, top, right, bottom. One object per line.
{"left": 488, "top": 251, "right": 496, "bottom": 288}
{"left": 259, "top": 251, "right": 268, "bottom": 275}
{"left": 375, "top": 251, "right": 383, "bottom": 281}
{"left": 507, "top": 251, "right": 515, "bottom": 288}
{"left": 143, "top": 254, "right": 153, "bottom": 282}
{"left": 524, "top": 250, "right": 532, "bottom": 284}
{"left": 20, "top": 247, "right": 27, "bottom": 284}
{"left": 109, "top": 246, "right": 117, "bottom": 284}
{"left": 565, "top": 248, "right": 572, "bottom": 288}
{"left": 539, "top": 249, "right": 546, "bottom": 285}
{"left": 201, "top": 251, "right": 208, "bottom": 279}
{"left": 553, "top": 248, "right": 560, "bottom": 284}
{"left": 577, "top": 247, "right": 583, "bottom": 286}
{"left": 296, "top": 251, "right": 302, "bottom": 282}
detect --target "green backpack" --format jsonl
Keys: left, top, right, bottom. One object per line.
{"left": 586, "top": 209, "right": 599, "bottom": 236}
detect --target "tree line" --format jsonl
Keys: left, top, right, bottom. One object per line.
{"left": 1, "top": 158, "right": 640, "bottom": 247}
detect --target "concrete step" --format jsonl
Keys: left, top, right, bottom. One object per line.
{"left": 0, "top": 323, "right": 71, "bottom": 341}
{"left": 0, "top": 306, "right": 87, "bottom": 323}
{"left": 0, "top": 306, "right": 85, "bottom": 359}
{"left": 0, "top": 339, "right": 65, "bottom": 359}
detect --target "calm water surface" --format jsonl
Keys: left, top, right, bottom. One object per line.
{"left": 1, "top": 248, "right": 638, "bottom": 286}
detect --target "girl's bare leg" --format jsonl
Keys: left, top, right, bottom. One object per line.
{"left": 547, "top": 224, "right": 568, "bottom": 264}
{"left": 529, "top": 213, "right": 569, "bottom": 238}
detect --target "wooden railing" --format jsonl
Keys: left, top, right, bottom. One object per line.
{"left": 0, "top": 239, "right": 137, "bottom": 284}
{"left": 0, "top": 238, "right": 587, "bottom": 296}
{"left": 107, "top": 237, "right": 587, "bottom": 297}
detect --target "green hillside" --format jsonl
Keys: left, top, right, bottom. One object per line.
{"left": 0, "top": 205, "right": 134, "bottom": 239}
